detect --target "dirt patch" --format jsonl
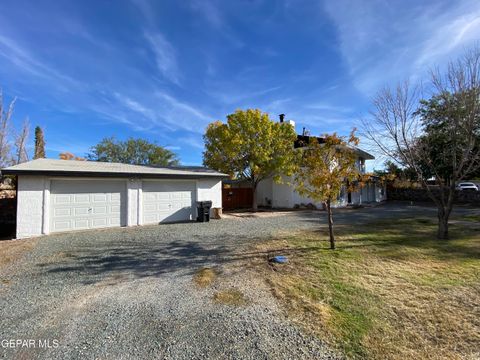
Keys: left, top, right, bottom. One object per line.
{"left": 193, "top": 267, "right": 217, "bottom": 287}
{"left": 0, "top": 239, "right": 35, "bottom": 268}
{"left": 213, "top": 289, "right": 248, "bottom": 306}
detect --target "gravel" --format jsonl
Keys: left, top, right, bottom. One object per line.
{"left": 0, "top": 202, "right": 477, "bottom": 359}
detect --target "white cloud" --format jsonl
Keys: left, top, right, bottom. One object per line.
{"left": 131, "top": 0, "right": 156, "bottom": 26}
{"left": 154, "top": 91, "right": 214, "bottom": 133}
{"left": 0, "top": 34, "right": 84, "bottom": 91}
{"left": 113, "top": 92, "right": 155, "bottom": 120}
{"left": 304, "top": 102, "right": 353, "bottom": 113}
{"left": 190, "top": 0, "right": 223, "bottom": 29}
{"left": 324, "top": 0, "right": 480, "bottom": 94}
{"left": 207, "top": 85, "right": 282, "bottom": 105}
{"left": 178, "top": 135, "right": 204, "bottom": 150}
{"left": 91, "top": 90, "right": 214, "bottom": 135}
{"left": 189, "top": 0, "right": 244, "bottom": 48}
{"left": 144, "top": 32, "right": 181, "bottom": 85}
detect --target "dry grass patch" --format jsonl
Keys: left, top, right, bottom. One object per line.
{"left": 256, "top": 217, "right": 480, "bottom": 359}
{"left": 213, "top": 289, "right": 248, "bottom": 306}
{"left": 194, "top": 267, "right": 217, "bottom": 287}
{"left": 0, "top": 239, "right": 35, "bottom": 268}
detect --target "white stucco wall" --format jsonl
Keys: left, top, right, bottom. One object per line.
{"left": 262, "top": 175, "right": 385, "bottom": 209}
{"left": 127, "top": 179, "right": 142, "bottom": 226}
{"left": 17, "top": 175, "right": 46, "bottom": 238}
{"left": 196, "top": 179, "right": 222, "bottom": 208}
{"left": 256, "top": 178, "right": 273, "bottom": 206}
{"left": 272, "top": 175, "right": 294, "bottom": 208}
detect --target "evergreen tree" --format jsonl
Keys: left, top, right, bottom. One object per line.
{"left": 33, "top": 126, "right": 46, "bottom": 159}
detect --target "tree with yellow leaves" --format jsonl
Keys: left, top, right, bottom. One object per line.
{"left": 203, "top": 109, "right": 298, "bottom": 211}
{"left": 295, "top": 130, "right": 363, "bottom": 249}
{"left": 59, "top": 152, "right": 85, "bottom": 161}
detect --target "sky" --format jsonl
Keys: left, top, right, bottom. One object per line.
{"left": 1, "top": 0, "right": 479, "bottom": 169}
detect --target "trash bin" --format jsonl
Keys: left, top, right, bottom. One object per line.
{"left": 196, "top": 201, "right": 212, "bottom": 222}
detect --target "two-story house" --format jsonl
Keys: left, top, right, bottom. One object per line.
{"left": 255, "top": 116, "right": 387, "bottom": 209}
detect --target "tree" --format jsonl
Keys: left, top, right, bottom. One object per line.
{"left": 373, "top": 161, "right": 418, "bottom": 188}
{"left": 33, "top": 126, "right": 46, "bottom": 159}
{"left": 415, "top": 90, "right": 480, "bottom": 181}
{"left": 362, "top": 47, "right": 480, "bottom": 239}
{"left": 295, "top": 131, "right": 362, "bottom": 249}
{"left": 0, "top": 92, "right": 15, "bottom": 168}
{"left": 59, "top": 152, "right": 85, "bottom": 161}
{"left": 203, "top": 109, "right": 298, "bottom": 211}
{"left": 14, "top": 119, "right": 29, "bottom": 164}
{"left": 86, "top": 137, "right": 179, "bottom": 166}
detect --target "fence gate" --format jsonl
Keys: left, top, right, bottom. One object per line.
{"left": 222, "top": 188, "right": 253, "bottom": 210}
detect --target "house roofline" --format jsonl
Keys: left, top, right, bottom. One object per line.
{"left": 0, "top": 169, "right": 228, "bottom": 179}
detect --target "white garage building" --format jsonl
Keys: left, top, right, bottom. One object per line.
{"left": 2, "top": 159, "right": 226, "bottom": 239}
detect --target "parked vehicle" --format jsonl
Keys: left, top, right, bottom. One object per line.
{"left": 456, "top": 182, "right": 479, "bottom": 191}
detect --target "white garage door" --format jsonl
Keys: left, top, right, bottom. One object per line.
{"left": 50, "top": 180, "right": 126, "bottom": 233}
{"left": 142, "top": 180, "right": 195, "bottom": 224}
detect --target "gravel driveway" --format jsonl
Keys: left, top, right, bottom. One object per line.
{"left": 0, "top": 202, "right": 477, "bottom": 359}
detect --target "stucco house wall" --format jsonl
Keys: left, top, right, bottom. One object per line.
{"left": 16, "top": 175, "right": 46, "bottom": 238}
{"left": 256, "top": 175, "right": 386, "bottom": 209}
{"left": 256, "top": 178, "right": 273, "bottom": 207}
{"left": 196, "top": 178, "right": 222, "bottom": 208}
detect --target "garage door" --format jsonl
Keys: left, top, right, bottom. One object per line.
{"left": 142, "top": 180, "right": 195, "bottom": 224}
{"left": 50, "top": 180, "right": 126, "bottom": 233}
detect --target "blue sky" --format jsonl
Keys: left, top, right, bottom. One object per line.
{"left": 1, "top": 0, "right": 479, "bottom": 168}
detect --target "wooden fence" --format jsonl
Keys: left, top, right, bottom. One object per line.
{"left": 222, "top": 188, "right": 253, "bottom": 210}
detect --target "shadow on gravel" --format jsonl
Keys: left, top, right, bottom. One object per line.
{"left": 34, "top": 202, "right": 478, "bottom": 286}
{"left": 289, "top": 202, "right": 444, "bottom": 227}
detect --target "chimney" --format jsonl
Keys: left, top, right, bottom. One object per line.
{"left": 279, "top": 114, "right": 285, "bottom": 123}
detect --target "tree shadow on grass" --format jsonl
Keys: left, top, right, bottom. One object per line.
{"left": 289, "top": 204, "right": 434, "bottom": 227}
{"left": 279, "top": 209, "right": 480, "bottom": 262}
{"left": 328, "top": 221, "right": 480, "bottom": 262}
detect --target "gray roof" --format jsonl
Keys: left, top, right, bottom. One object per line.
{"left": 1, "top": 159, "right": 228, "bottom": 179}
{"left": 353, "top": 147, "right": 375, "bottom": 160}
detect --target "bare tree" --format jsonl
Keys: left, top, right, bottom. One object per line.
{"left": 0, "top": 91, "right": 16, "bottom": 167}
{"left": 362, "top": 48, "right": 480, "bottom": 239}
{"left": 14, "top": 119, "right": 30, "bottom": 164}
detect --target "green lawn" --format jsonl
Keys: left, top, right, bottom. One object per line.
{"left": 257, "top": 216, "right": 480, "bottom": 359}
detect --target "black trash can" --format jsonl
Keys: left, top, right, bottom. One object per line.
{"left": 196, "top": 201, "right": 212, "bottom": 222}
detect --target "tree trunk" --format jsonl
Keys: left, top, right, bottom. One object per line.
{"left": 437, "top": 207, "right": 450, "bottom": 240}
{"left": 252, "top": 181, "right": 258, "bottom": 212}
{"left": 423, "top": 184, "right": 453, "bottom": 240}
{"left": 325, "top": 199, "right": 335, "bottom": 250}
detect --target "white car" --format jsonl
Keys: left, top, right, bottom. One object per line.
{"left": 456, "top": 182, "right": 479, "bottom": 191}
